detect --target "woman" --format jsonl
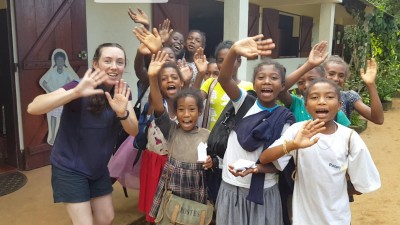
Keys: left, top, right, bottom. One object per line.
{"left": 27, "top": 43, "right": 138, "bottom": 225}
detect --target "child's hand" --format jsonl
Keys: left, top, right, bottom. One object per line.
{"left": 307, "top": 41, "right": 328, "bottom": 67}
{"left": 133, "top": 27, "right": 162, "bottom": 54}
{"left": 228, "top": 164, "right": 258, "bottom": 177}
{"left": 293, "top": 119, "right": 326, "bottom": 149}
{"left": 137, "top": 43, "right": 152, "bottom": 55}
{"left": 202, "top": 155, "right": 213, "bottom": 170}
{"left": 148, "top": 51, "right": 168, "bottom": 77}
{"left": 360, "top": 58, "right": 377, "bottom": 86}
{"left": 159, "top": 18, "right": 173, "bottom": 44}
{"left": 74, "top": 68, "right": 107, "bottom": 97}
{"left": 105, "top": 79, "right": 130, "bottom": 117}
{"left": 177, "top": 58, "right": 193, "bottom": 84}
{"left": 128, "top": 7, "right": 149, "bottom": 27}
{"left": 233, "top": 34, "right": 275, "bottom": 59}
{"left": 194, "top": 47, "right": 207, "bottom": 74}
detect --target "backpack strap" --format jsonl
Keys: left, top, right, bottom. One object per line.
{"left": 202, "top": 78, "right": 219, "bottom": 128}
{"left": 233, "top": 90, "right": 257, "bottom": 125}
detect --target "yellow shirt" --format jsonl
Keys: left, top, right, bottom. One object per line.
{"left": 201, "top": 78, "right": 254, "bottom": 130}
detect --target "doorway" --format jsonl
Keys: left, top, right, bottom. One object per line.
{"left": 0, "top": 0, "right": 20, "bottom": 169}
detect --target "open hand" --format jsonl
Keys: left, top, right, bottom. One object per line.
{"left": 74, "top": 68, "right": 108, "bottom": 97}
{"left": 228, "top": 164, "right": 257, "bottom": 177}
{"left": 233, "top": 34, "right": 275, "bottom": 59}
{"left": 177, "top": 58, "right": 193, "bottom": 84}
{"left": 194, "top": 47, "right": 207, "bottom": 74}
{"left": 148, "top": 51, "right": 168, "bottom": 77}
{"left": 128, "top": 7, "right": 149, "bottom": 27}
{"left": 360, "top": 58, "right": 377, "bottom": 86}
{"left": 133, "top": 27, "right": 162, "bottom": 54}
{"left": 159, "top": 18, "right": 173, "bottom": 44}
{"left": 293, "top": 119, "right": 326, "bottom": 149}
{"left": 105, "top": 79, "right": 130, "bottom": 117}
{"left": 308, "top": 41, "right": 328, "bottom": 67}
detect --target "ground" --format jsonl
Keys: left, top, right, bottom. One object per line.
{"left": 351, "top": 98, "right": 400, "bottom": 225}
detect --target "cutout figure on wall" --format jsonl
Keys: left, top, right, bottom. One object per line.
{"left": 39, "top": 49, "right": 79, "bottom": 145}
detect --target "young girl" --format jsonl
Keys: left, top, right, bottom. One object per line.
{"left": 260, "top": 78, "right": 381, "bottom": 225}
{"left": 215, "top": 35, "right": 295, "bottom": 225}
{"left": 27, "top": 43, "right": 138, "bottom": 225}
{"left": 147, "top": 51, "right": 213, "bottom": 219}
{"left": 137, "top": 61, "right": 188, "bottom": 223}
{"left": 323, "top": 55, "right": 384, "bottom": 124}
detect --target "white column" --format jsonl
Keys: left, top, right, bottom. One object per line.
{"left": 223, "top": 0, "right": 249, "bottom": 81}
{"left": 319, "top": 3, "right": 335, "bottom": 54}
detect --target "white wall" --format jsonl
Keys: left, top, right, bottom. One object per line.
{"left": 86, "top": 1, "right": 151, "bottom": 102}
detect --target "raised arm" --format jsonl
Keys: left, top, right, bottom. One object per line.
{"left": 133, "top": 43, "right": 151, "bottom": 87}
{"left": 355, "top": 58, "right": 384, "bottom": 124}
{"left": 27, "top": 69, "right": 107, "bottom": 115}
{"left": 147, "top": 51, "right": 168, "bottom": 117}
{"left": 284, "top": 41, "right": 328, "bottom": 90}
{"left": 278, "top": 41, "right": 328, "bottom": 107}
{"left": 218, "top": 34, "right": 275, "bottom": 100}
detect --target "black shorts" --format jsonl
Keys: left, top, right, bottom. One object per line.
{"left": 51, "top": 165, "right": 113, "bottom": 203}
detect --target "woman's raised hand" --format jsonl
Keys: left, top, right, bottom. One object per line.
{"left": 148, "top": 51, "right": 168, "bottom": 77}
{"left": 74, "top": 69, "right": 108, "bottom": 97}
{"left": 233, "top": 34, "right": 275, "bottom": 59}
{"left": 105, "top": 79, "right": 130, "bottom": 117}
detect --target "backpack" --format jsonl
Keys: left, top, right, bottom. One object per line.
{"left": 206, "top": 90, "right": 256, "bottom": 201}
{"left": 206, "top": 90, "right": 257, "bottom": 158}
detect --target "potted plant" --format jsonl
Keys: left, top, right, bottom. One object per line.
{"left": 349, "top": 112, "right": 368, "bottom": 134}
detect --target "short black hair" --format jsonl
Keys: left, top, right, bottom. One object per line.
{"left": 303, "top": 78, "right": 341, "bottom": 104}
{"left": 53, "top": 51, "right": 66, "bottom": 62}
{"left": 214, "top": 40, "right": 233, "bottom": 58}
{"left": 173, "top": 88, "right": 204, "bottom": 114}
{"left": 252, "top": 59, "right": 286, "bottom": 85}
{"left": 188, "top": 30, "right": 207, "bottom": 48}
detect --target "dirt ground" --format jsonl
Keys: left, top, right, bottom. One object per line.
{"left": 350, "top": 98, "right": 400, "bottom": 225}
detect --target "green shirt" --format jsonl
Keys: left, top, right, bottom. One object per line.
{"left": 289, "top": 94, "right": 351, "bottom": 126}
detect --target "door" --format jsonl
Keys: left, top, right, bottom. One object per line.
{"left": 14, "top": 0, "right": 87, "bottom": 170}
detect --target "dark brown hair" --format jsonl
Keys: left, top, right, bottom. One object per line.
{"left": 87, "top": 43, "right": 126, "bottom": 113}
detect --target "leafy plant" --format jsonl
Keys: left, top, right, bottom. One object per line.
{"left": 343, "top": 6, "right": 400, "bottom": 102}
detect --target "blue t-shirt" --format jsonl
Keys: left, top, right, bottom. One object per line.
{"left": 50, "top": 81, "right": 129, "bottom": 179}
{"left": 289, "top": 94, "right": 351, "bottom": 126}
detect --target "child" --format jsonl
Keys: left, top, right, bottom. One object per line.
{"left": 323, "top": 56, "right": 384, "bottom": 124}
{"left": 147, "top": 51, "right": 213, "bottom": 219}
{"left": 204, "top": 58, "right": 219, "bottom": 81}
{"left": 27, "top": 43, "right": 138, "bottom": 225}
{"left": 184, "top": 30, "right": 207, "bottom": 85}
{"left": 279, "top": 42, "right": 351, "bottom": 126}
{"left": 215, "top": 34, "right": 295, "bottom": 225}
{"left": 260, "top": 78, "right": 381, "bottom": 225}
{"left": 137, "top": 61, "right": 188, "bottom": 223}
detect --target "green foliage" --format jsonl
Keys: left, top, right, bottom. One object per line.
{"left": 343, "top": 5, "right": 400, "bottom": 102}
